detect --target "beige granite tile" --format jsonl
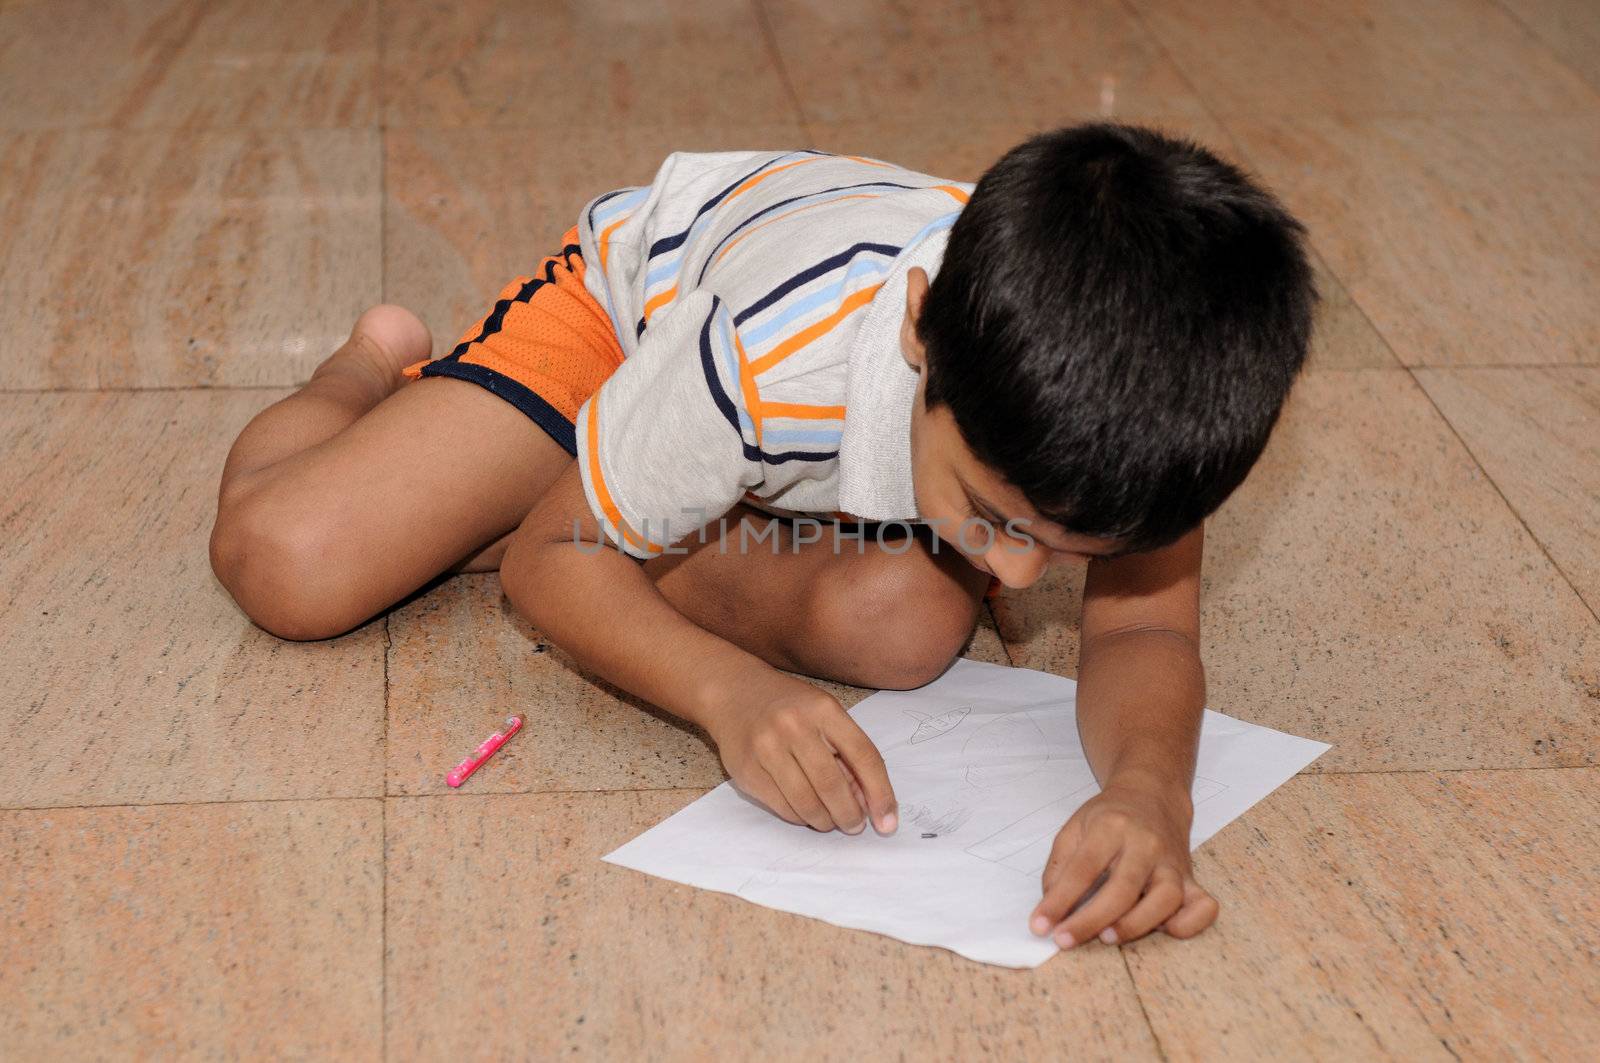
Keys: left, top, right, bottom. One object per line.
{"left": 804, "top": 111, "right": 1234, "bottom": 184}
{"left": 1130, "top": 0, "right": 1598, "bottom": 115}
{"left": 993, "top": 371, "right": 1600, "bottom": 771}
{"left": 0, "top": 392, "right": 387, "bottom": 808}
{"left": 0, "top": 128, "right": 380, "bottom": 388}
{"left": 1224, "top": 112, "right": 1600, "bottom": 367}
{"left": 385, "top": 789, "right": 1159, "bottom": 1059}
{"left": 1305, "top": 249, "right": 1398, "bottom": 370}
{"left": 385, "top": 573, "right": 723, "bottom": 797}
{"left": 1415, "top": 367, "right": 1600, "bottom": 612}
{"left": 1124, "top": 769, "right": 1600, "bottom": 1060}
{"left": 0, "top": 0, "right": 377, "bottom": 130}
{"left": 384, "top": 121, "right": 805, "bottom": 348}
{"left": 386, "top": 574, "right": 1010, "bottom": 797}
{"left": 0, "top": 799, "right": 382, "bottom": 1059}
{"left": 1500, "top": 0, "right": 1600, "bottom": 95}
{"left": 804, "top": 114, "right": 1058, "bottom": 186}
{"left": 381, "top": 0, "right": 797, "bottom": 129}
{"left": 763, "top": 0, "right": 1206, "bottom": 127}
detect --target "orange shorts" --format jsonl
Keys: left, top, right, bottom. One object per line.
{"left": 402, "top": 226, "right": 624, "bottom": 455}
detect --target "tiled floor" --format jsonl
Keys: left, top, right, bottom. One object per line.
{"left": 2, "top": 0, "right": 1597, "bottom": 1057}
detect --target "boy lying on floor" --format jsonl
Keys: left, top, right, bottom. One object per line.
{"left": 210, "top": 124, "right": 1315, "bottom": 950}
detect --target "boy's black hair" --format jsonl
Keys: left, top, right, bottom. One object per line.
{"left": 917, "top": 122, "right": 1317, "bottom": 553}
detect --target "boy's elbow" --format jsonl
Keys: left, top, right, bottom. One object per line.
{"left": 499, "top": 532, "right": 601, "bottom": 629}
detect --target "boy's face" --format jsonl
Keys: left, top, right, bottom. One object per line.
{"left": 901, "top": 269, "right": 1122, "bottom": 589}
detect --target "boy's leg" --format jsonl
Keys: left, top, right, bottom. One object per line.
{"left": 217, "top": 305, "right": 433, "bottom": 488}
{"left": 645, "top": 512, "right": 992, "bottom": 691}
{"left": 211, "top": 305, "right": 571, "bottom": 640}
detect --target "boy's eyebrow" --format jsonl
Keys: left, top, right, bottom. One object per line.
{"left": 964, "top": 486, "right": 1117, "bottom": 557}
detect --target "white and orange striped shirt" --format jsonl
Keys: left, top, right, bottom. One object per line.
{"left": 575, "top": 150, "right": 972, "bottom": 559}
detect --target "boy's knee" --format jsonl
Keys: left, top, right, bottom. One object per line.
{"left": 811, "top": 553, "right": 980, "bottom": 690}
{"left": 209, "top": 485, "right": 360, "bottom": 641}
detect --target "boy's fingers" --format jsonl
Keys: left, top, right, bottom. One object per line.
{"left": 844, "top": 769, "right": 868, "bottom": 814}
{"left": 792, "top": 743, "right": 865, "bottom": 833}
{"left": 1037, "top": 821, "right": 1083, "bottom": 892}
{"left": 1107, "top": 867, "right": 1185, "bottom": 944}
{"left": 1162, "top": 878, "right": 1221, "bottom": 939}
{"left": 1030, "top": 831, "right": 1118, "bottom": 933}
{"left": 1056, "top": 856, "right": 1152, "bottom": 947}
{"left": 764, "top": 758, "right": 833, "bottom": 832}
{"left": 751, "top": 776, "right": 804, "bottom": 826}
{"left": 825, "top": 717, "right": 897, "bottom": 832}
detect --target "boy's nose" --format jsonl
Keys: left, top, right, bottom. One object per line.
{"left": 984, "top": 543, "right": 1050, "bottom": 590}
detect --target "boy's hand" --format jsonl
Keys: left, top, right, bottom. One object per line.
{"left": 1029, "top": 780, "right": 1218, "bottom": 948}
{"left": 702, "top": 667, "right": 898, "bottom": 835}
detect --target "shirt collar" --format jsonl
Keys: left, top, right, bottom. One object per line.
{"left": 836, "top": 224, "right": 953, "bottom": 521}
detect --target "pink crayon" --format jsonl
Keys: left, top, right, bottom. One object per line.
{"left": 446, "top": 715, "right": 523, "bottom": 788}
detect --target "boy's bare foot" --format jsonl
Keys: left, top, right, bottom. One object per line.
{"left": 311, "top": 304, "right": 433, "bottom": 401}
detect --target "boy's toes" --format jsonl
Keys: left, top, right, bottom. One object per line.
{"left": 350, "top": 303, "right": 433, "bottom": 378}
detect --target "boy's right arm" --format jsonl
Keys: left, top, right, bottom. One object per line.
{"left": 500, "top": 462, "right": 897, "bottom": 836}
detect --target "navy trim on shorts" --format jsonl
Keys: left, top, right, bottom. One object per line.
{"left": 415, "top": 359, "right": 578, "bottom": 456}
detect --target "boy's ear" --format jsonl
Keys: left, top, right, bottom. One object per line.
{"left": 901, "top": 267, "right": 929, "bottom": 372}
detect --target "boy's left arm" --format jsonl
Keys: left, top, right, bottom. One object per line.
{"left": 1028, "top": 525, "right": 1220, "bottom": 948}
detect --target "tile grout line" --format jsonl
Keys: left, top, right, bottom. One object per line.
{"left": 4, "top": 760, "right": 1595, "bottom": 816}
{"left": 380, "top": 612, "right": 392, "bottom": 1063}
{"left": 0, "top": 793, "right": 390, "bottom": 814}
{"left": 748, "top": 0, "right": 814, "bottom": 143}
{"left": 1122, "top": 949, "right": 1170, "bottom": 1063}
{"left": 1099, "top": 13, "right": 1247, "bottom": 1055}
{"left": 1483, "top": 0, "right": 1600, "bottom": 104}
{"left": 986, "top": 600, "right": 1015, "bottom": 667}
{"left": 1407, "top": 368, "right": 1600, "bottom": 626}
{"left": 375, "top": 2, "right": 391, "bottom": 1057}
{"left": 5, "top": 363, "right": 1590, "bottom": 399}
{"left": 6, "top": 104, "right": 1597, "bottom": 136}
{"left": 1307, "top": 762, "right": 1596, "bottom": 777}
{"left": 6, "top": 105, "right": 1600, "bottom": 136}
{"left": 0, "top": 384, "right": 297, "bottom": 395}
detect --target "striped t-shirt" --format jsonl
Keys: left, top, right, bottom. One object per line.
{"left": 574, "top": 150, "right": 973, "bottom": 559}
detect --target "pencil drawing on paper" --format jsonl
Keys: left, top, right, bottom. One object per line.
{"left": 903, "top": 705, "right": 970, "bottom": 744}
{"left": 1191, "top": 775, "right": 1228, "bottom": 804}
{"left": 963, "top": 782, "right": 1102, "bottom": 876}
{"left": 739, "top": 836, "right": 833, "bottom": 894}
{"left": 900, "top": 801, "right": 976, "bottom": 836}
{"left": 962, "top": 709, "right": 1055, "bottom": 789}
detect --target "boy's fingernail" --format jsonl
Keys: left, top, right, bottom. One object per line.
{"left": 1100, "top": 928, "right": 1119, "bottom": 945}
{"left": 1029, "top": 915, "right": 1051, "bottom": 935}
{"left": 1055, "top": 930, "right": 1076, "bottom": 949}
{"left": 880, "top": 812, "right": 897, "bottom": 833}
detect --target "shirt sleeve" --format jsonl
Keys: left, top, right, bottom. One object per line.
{"left": 575, "top": 290, "right": 763, "bottom": 559}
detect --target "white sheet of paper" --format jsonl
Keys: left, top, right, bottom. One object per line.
{"left": 604, "top": 658, "right": 1330, "bottom": 968}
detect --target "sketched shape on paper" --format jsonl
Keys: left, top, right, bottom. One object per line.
{"left": 903, "top": 706, "right": 971, "bottom": 744}
{"left": 900, "top": 801, "right": 976, "bottom": 837}
{"left": 963, "top": 783, "right": 1101, "bottom": 876}
{"left": 962, "top": 709, "right": 1052, "bottom": 789}
{"left": 739, "top": 836, "right": 832, "bottom": 894}
{"left": 1191, "top": 775, "right": 1228, "bottom": 804}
